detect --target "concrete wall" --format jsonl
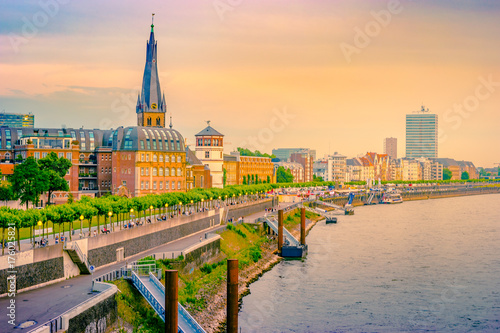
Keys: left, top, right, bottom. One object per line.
{"left": 66, "top": 283, "right": 118, "bottom": 333}
{"left": 0, "top": 244, "right": 66, "bottom": 295}
{"left": 226, "top": 198, "right": 276, "bottom": 222}
{"left": 88, "top": 213, "right": 219, "bottom": 268}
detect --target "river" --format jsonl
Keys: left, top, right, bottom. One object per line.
{"left": 239, "top": 194, "right": 500, "bottom": 332}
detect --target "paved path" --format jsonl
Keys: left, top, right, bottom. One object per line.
{"left": 1, "top": 198, "right": 293, "bottom": 332}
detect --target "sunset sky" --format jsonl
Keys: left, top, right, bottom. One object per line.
{"left": 1, "top": 0, "right": 499, "bottom": 167}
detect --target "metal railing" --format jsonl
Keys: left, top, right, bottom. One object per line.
{"left": 265, "top": 218, "right": 300, "bottom": 247}
{"left": 72, "top": 242, "right": 90, "bottom": 270}
{"left": 131, "top": 271, "right": 165, "bottom": 321}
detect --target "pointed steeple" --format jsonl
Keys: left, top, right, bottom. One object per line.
{"left": 136, "top": 14, "right": 167, "bottom": 128}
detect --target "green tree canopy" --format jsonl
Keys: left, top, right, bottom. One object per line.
{"left": 276, "top": 166, "right": 294, "bottom": 183}
{"left": 461, "top": 171, "right": 470, "bottom": 180}
{"left": 10, "top": 157, "right": 48, "bottom": 208}
{"left": 38, "top": 152, "right": 72, "bottom": 204}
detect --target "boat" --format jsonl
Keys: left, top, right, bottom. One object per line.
{"left": 381, "top": 191, "right": 403, "bottom": 204}
{"left": 326, "top": 217, "right": 337, "bottom": 224}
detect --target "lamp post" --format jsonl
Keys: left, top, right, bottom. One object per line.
{"left": 108, "top": 211, "right": 113, "bottom": 232}
{"left": 201, "top": 198, "right": 204, "bottom": 211}
{"left": 218, "top": 196, "right": 221, "bottom": 208}
{"left": 165, "top": 203, "right": 168, "bottom": 217}
{"left": 149, "top": 205, "right": 154, "bottom": 222}
{"left": 79, "top": 215, "right": 84, "bottom": 237}
{"left": 209, "top": 197, "right": 213, "bottom": 209}
{"left": 129, "top": 208, "right": 134, "bottom": 228}
{"left": 179, "top": 202, "right": 183, "bottom": 216}
{"left": 37, "top": 220, "right": 42, "bottom": 246}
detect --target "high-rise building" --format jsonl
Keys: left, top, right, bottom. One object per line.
{"left": 383, "top": 137, "right": 397, "bottom": 160}
{"left": 0, "top": 113, "right": 34, "bottom": 127}
{"left": 406, "top": 106, "right": 438, "bottom": 158}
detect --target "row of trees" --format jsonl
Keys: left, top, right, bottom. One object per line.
{"left": 236, "top": 147, "right": 276, "bottom": 159}
{"left": 242, "top": 174, "right": 271, "bottom": 185}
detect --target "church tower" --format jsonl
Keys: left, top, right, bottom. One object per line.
{"left": 136, "top": 14, "right": 166, "bottom": 128}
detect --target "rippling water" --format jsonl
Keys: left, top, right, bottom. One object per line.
{"left": 239, "top": 194, "right": 500, "bottom": 332}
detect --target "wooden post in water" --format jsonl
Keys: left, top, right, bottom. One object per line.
{"left": 278, "top": 209, "right": 284, "bottom": 254}
{"left": 165, "top": 270, "right": 178, "bottom": 333}
{"left": 227, "top": 259, "right": 239, "bottom": 333}
{"left": 300, "top": 207, "right": 306, "bottom": 245}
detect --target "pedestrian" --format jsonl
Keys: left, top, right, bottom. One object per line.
{"left": 199, "top": 236, "right": 202, "bottom": 242}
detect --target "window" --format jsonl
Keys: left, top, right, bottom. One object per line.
{"left": 153, "top": 168, "right": 157, "bottom": 176}
{"left": 165, "top": 181, "right": 169, "bottom": 190}
{"left": 80, "top": 131, "right": 86, "bottom": 150}
{"left": 159, "top": 155, "right": 163, "bottom": 162}
{"left": 141, "top": 181, "right": 144, "bottom": 190}
{"left": 34, "top": 152, "right": 40, "bottom": 159}
{"left": 145, "top": 168, "right": 149, "bottom": 176}
{"left": 141, "top": 154, "right": 145, "bottom": 162}
{"left": 159, "top": 181, "right": 163, "bottom": 190}
{"left": 177, "top": 181, "right": 181, "bottom": 190}
{"left": 171, "top": 168, "right": 175, "bottom": 176}
{"left": 42, "top": 152, "right": 47, "bottom": 158}
{"left": 101, "top": 167, "right": 104, "bottom": 173}
{"left": 66, "top": 152, "right": 72, "bottom": 160}
{"left": 58, "top": 152, "right": 64, "bottom": 158}
{"left": 197, "top": 138, "right": 202, "bottom": 146}
{"left": 140, "top": 141, "right": 145, "bottom": 149}
{"left": 145, "top": 181, "right": 149, "bottom": 190}
{"left": 165, "top": 155, "right": 170, "bottom": 163}
{"left": 153, "top": 181, "right": 157, "bottom": 190}
{"left": 177, "top": 156, "right": 181, "bottom": 163}
{"left": 159, "top": 168, "right": 163, "bottom": 176}
{"left": 165, "top": 168, "right": 169, "bottom": 176}
{"left": 153, "top": 154, "right": 157, "bottom": 162}
{"left": 122, "top": 180, "right": 127, "bottom": 186}
{"left": 146, "top": 154, "right": 149, "bottom": 162}
{"left": 171, "top": 181, "right": 175, "bottom": 190}
{"left": 177, "top": 168, "right": 182, "bottom": 177}
{"left": 205, "top": 151, "right": 209, "bottom": 158}
{"left": 128, "top": 168, "right": 131, "bottom": 174}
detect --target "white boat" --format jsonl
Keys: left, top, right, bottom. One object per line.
{"left": 381, "top": 191, "right": 403, "bottom": 204}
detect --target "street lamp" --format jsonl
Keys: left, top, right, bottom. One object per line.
{"left": 37, "top": 220, "right": 42, "bottom": 245}
{"left": 108, "top": 211, "right": 113, "bottom": 232}
{"left": 179, "top": 202, "right": 183, "bottom": 215}
{"left": 201, "top": 198, "right": 204, "bottom": 210}
{"left": 164, "top": 203, "right": 168, "bottom": 216}
{"left": 149, "top": 205, "right": 154, "bottom": 222}
{"left": 79, "top": 215, "right": 84, "bottom": 237}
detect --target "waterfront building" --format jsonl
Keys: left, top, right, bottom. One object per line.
{"left": 0, "top": 20, "right": 201, "bottom": 205}
{"left": 401, "top": 158, "right": 420, "bottom": 181}
{"left": 363, "top": 152, "right": 390, "bottom": 181}
{"left": 0, "top": 112, "right": 35, "bottom": 127}
{"left": 223, "top": 151, "right": 275, "bottom": 185}
{"left": 314, "top": 153, "right": 347, "bottom": 183}
{"left": 406, "top": 106, "right": 438, "bottom": 158}
{"left": 345, "top": 158, "right": 363, "bottom": 182}
{"left": 290, "top": 152, "right": 313, "bottom": 182}
{"left": 313, "top": 159, "right": 327, "bottom": 180}
{"left": 383, "top": 137, "right": 397, "bottom": 160}
{"left": 432, "top": 158, "right": 477, "bottom": 180}
{"left": 195, "top": 122, "right": 224, "bottom": 188}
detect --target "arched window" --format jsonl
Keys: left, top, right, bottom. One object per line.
{"left": 165, "top": 155, "right": 169, "bottom": 163}
{"left": 165, "top": 168, "right": 170, "bottom": 176}
{"left": 159, "top": 167, "right": 163, "bottom": 176}
{"left": 171, "top": 168, "right": 175, "bottom": 176}
{"left": 177, "top": 168, "right": 182, "bottom": 177}
{"left": 147, "top": 117, "right": 152, "bottom": 126}
{"left": 177, "top": 156, "right": 181, "bottom": 163}
{"left": 156, "top": 117, "right": 161, "bottom": 126}
{"left": 153, "top": 168, "right": 157, "bottom": 176}
{"left": 159, "top": 154, "right": 163, "bottom": 163}
{"left": 153, "top": 154, "right": 157, "bottom": 162}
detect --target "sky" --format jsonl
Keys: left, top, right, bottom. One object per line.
{"left": 0, "top": 0, "right": 499, "bottom": 167}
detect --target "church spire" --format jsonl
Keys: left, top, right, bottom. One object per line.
{"left": 136, "top": 15, "right": 166, "bottom": 128}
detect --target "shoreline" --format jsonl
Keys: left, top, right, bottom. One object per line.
{"left": 196, "top": 190, "right": 499, "bottom": 331}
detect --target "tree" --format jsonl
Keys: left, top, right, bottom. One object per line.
{"left": 443, "top": 168, "right": 452, "bottom": 180}
{"left": 10, "top": 157, "right": 48, "bottom": 208}
{"left": 223, "top": 168, "right": 227, "bottom": 187}
{"left": 242, "top": 175, "right": 247, "bottom": 185}
{"left": 267, "top": 175, "right": 271, "bottom": 184}
{"left": 0, "top": 185, "right": 15, "bottom": 205}
{"left": 276, "top": 166, "right": 294, "bottom": 183}
{"left": 313, "top": 175, "right": 324, "bottom": 182}
{"left": 461, "top": 171, "right": 470, "bottom": 180}
{"left": 38, "top": 152, "right": 72, "bottom": 205}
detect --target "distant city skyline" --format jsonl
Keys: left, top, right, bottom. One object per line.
{"left": 1, "top": 1, "right": 499, "bottom": 167}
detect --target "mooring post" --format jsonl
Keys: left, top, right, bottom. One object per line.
{"left": 165, "top": 270, "right": 178, "bottom": 333}
{"left": 300, "top": 207, "right": 306, "bottom": 245}
{"left": 278, "top": 209, "right": 284, "bottom": 253}
{"left": 227, "top": 259, "right": 239, "bottom": 333}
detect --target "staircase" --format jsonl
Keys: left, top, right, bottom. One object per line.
{"left": 64, "top": 242, "right": 91, "bottom": 274}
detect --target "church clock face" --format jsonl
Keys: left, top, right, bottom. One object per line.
{"left": 151, "top": 103, "right": 157, "bottom": 109}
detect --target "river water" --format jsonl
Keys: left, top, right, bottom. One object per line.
{"left": 239, "top": 194, "right": 500, "bottom": 332}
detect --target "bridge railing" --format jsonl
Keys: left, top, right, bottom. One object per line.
{"left": 132, "top": 271, "right": 165, "bottom": 321}
{"left": 179, "top": 303, "right": 206, "bottom": 333}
